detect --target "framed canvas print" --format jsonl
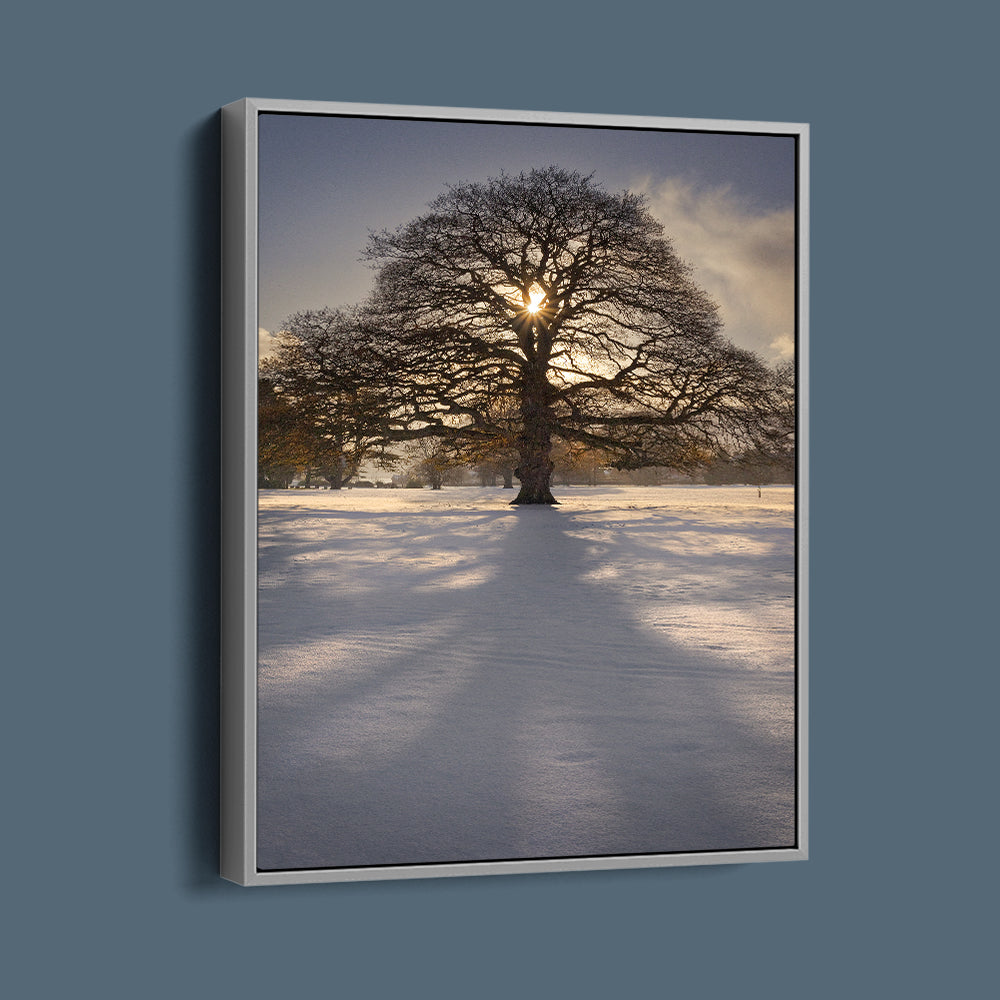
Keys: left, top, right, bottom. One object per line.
{"left": 221, "top": 98, "right": 808, "bottom": 885}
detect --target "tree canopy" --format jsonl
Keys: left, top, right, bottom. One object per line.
{"left": 365, "top": 167, "right": 784, "bottom": 503}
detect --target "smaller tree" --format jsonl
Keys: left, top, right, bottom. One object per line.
{"left": 448, "top": 390, "right": 520, "bottom": 489}
{"left": 551, "top": 441, "right": 610, "bottom": 486}
{"left": 261, "top": 308, "right": 396, "bottom": 489}
{"left": 758, "top": 360, "right": 796, "bottom": 480}
{"left": 258, "top": 377, "right": 313, "bottom": 487}
{"left": 406, "top": 438, "right": 466, "bottom": 490}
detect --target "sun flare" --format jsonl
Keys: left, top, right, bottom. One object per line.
{"left": 526, "top": 287, "right": 545, "bottom": 314}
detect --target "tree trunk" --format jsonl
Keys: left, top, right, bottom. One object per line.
{"left": 323, "top": 454, "right": 347, "bottom": 490}
{"left": 501, "top": 468, "right": 514, "bottom": 489}
{"left": 511, "top": 364, "right": 557, "bottom": 505}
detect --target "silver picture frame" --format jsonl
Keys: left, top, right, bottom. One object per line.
{"left": 222, "top": 98, "right": 808, "bottom": 885}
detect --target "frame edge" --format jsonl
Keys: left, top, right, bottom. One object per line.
{"left": 220, "top": 98, "right": 258, "bottom": 885}
{"left": 219, "top": 98, "right": 809, "bottom": 885}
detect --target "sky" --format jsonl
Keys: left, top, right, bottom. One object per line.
{"left": 257, "top": 110, "right": 800, "bottom": 366}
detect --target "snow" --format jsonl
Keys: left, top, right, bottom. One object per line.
{"left": 256, "top": 485, "right": 797, "bottom": 870}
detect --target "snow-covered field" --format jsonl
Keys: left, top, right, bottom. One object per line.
{"left": 256, "top": 485, "right": 798, "bottom": 870}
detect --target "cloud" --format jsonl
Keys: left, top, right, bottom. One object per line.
{"left": 639, "top": 178, "right": 796, "bottom": 364}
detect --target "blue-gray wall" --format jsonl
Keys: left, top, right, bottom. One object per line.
{"left": 6, "top": 3, "right": 994, "bottom": 996}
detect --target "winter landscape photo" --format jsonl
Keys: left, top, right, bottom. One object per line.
{"left": 251, "top": 108, "right": 803, "bottom": 874}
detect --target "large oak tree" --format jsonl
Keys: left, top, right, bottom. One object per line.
{"left": 367, "top": 167, "right": 787, "bottom": 504}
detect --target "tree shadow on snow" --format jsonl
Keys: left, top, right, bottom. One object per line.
{"left": 256, "top": 501, "right": 797, "bottom": 872}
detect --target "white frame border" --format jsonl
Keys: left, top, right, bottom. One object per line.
{"left": 221, "top": 98, "right": 809, "bottom": 886}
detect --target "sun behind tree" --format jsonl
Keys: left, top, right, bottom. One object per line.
{"left": 525, "top": 286, "right": 545, "bottom": 314}
{"left": 365, "top": 167, "right": 785, "bottom": 504}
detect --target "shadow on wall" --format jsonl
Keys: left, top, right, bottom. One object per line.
{"left": 181, "top": 110, "right": 223, "bottom": 889}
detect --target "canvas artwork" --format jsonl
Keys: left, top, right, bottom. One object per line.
{"left": 222, "top": 100, "right": 807, "bottom": 884}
